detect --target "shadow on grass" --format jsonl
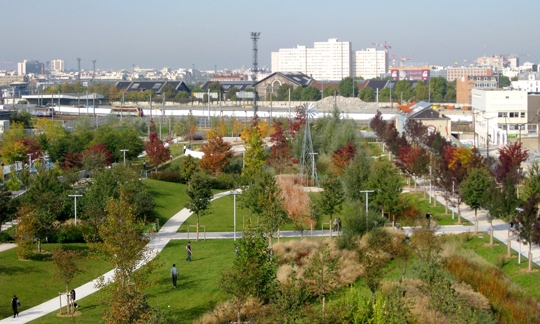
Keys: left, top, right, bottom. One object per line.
{"left": 1, "top": 264, "right": 35, "bottom": 275}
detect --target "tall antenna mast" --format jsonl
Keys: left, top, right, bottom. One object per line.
{"left": 77, "top": 58, "right": 81, "bottom": 81}
{"left": 251, "top": 32, "right": 260, "bottom": 116}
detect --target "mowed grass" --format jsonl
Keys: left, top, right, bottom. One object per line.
{"left": 0, "top": 244, "right": 111, "bottom": 320}
{"left": 144, "top": 179, "right": 189, "bottom": 228}
{"left": 31, "top": 239, "right": 235, "bottom": 324}
{"left": 404, "top": 192, "right": 472, "bottom": 226}
{"left": 461, "top": 234, "right": 540, "bottom": 301}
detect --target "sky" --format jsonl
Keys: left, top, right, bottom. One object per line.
{"left": 1, "top": 0, "right": 539, "bottom": 72}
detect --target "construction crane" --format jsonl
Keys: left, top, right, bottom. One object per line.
{"left": 400, "top": 56, "right": 413, "bottom": 66}
{"left": 372, "top": 41, "right": 392, "bottom": 53}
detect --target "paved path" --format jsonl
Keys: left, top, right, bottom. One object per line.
{"left": 2, "top": 182, "right": 540, "bottom": 323}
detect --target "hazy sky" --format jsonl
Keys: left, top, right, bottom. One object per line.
{"left": 2, "top": 0, "right": 539, "bottom": 71}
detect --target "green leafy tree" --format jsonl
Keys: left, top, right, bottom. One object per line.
{"left": 359, "top": 87, "right": 376, "bottom": 101}
{"left": 318, "top": 176, "right": 344, "bottom": 233}
{"left": 276, "top": 83, "right": 294, "bottom": 101}
{"left": 499, "top": 75, "right": 511, "bottom": 88}
{"left": 52, "top": 248, "right": 84, "bottom": 314}
{"left": 178, "top": 155, "right": 199, "bottom": 183}
{"left": 247, "top": 171, "right": 288, "bottom": 247}
{"left": 395, "top": 80, "right": 413, "bottom": 101}
{"left": 10, "top": 110, "right": 33, "bottom": 128}
{"left": 414, "top": 81, "right": 428, "bottom": 101}
{"left": 323, "top": 86, "right": 337, "bottom": 98}
{"left": 15, "top": 205, "right": 37, "bottom": 259}
{"left": 338, "top": 77, "right": 357, "bottom": 97}
{"left": 160, "top": 84, "right": 176, "bottom": 99}
{"left": 226, "top": 87, "right": 239, "bottom": 100}
{"left": 460, "top": 167, "right": 492, "bottom": 233}
{"left": 428, "top": 77, "right": 447, "bottom": 102}
{"left": 301, "top": 85, "right": 321, "bottom": 101}
{"left": 89, "top": 196, "right": 158, "bottom": 324}
{"left": 185, "top": 172, "right": 213, "bottom": 241}
{"left": 303, "top": 243, "right": 342, "bottom": 320}
{"left": 342, "top": 152, "right": 372, "bottom": 201}
{"left": 514, "top": 193, "right": 540, "bottom": 271}
{"left": 208, "top": 81, "right": 224, "bottom": 96}
{"left": 369, "top": 160, "right": 404, "bottom": 224}
{"left": 291, "top": 86, "right": 303, "bottom": 100}
{"left": 242, "top": 126, "right": 266, "bottom": 180}
{"left": 219, "top": 227, "right": 276, "bottom": 323}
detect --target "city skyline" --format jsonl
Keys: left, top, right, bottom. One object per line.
{"left": 2, "top": 0, "right": 539, "bottom": 72}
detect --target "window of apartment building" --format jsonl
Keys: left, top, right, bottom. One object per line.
{"left": 499, "top": 125, "right": 507, "bottom": 130}
{"left": 521, "top": 112, "right": 526, "bottom": 118}
{"left": 498, "top": 112, "right": 508, "bottom": 117}
{"left": 509, "top": 112, "right": 520, "bottom": 118}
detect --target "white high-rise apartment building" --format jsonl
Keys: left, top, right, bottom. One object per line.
{"left": 271, "top": 38, "right": 351, "bottom": 80}
{"left": 272, "top": 39, "right": 386, "bottom": 80}
{"left": 50, "top": 59, "right": 64, "bottom": 72}
{"left": 352, "top": 48, "right": 387, "bottom": 79}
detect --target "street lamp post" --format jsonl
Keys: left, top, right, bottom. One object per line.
{"left": 231, "top": 190, "right": 242, "bottom": 241}
{"left": 516, "top": 208, "right": 524, "bottom": 264}
{"left": 120, "top": 149, "right": 129, "bottom": 165}
{"left": 68, "top": 194, "right": 83, "bottom": 225}
{"left": 27, "top": 153, "right": 32, "bottom": 169}
{"left": 359, "top": 190, "right": 374, "bottom": 231}
{"left": 429, "top": 165, "right": 432, "bottom": 204}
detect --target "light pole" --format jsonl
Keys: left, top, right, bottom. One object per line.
{"left": 359, "top": 190, "right": 374, "bottom": 231}
{"left": 244, "top": 110, "right": 247, "bottom": 125}
{"left": 120, "top": 149, "right": 129, "bottom": 165}
{"left": 27, "top": 153, "right": 32, "bottom": 169}
{"left": 516, "top": 207, "right": 524, "bottom": 264}
{"left": 68, "top": 194, "right": 83, "bottom": 225}
{"left": 429, "top": 165, "right": 432, "bottom": 204}
{"left": 231, "top": 190, "right": 242, "bottom": 241}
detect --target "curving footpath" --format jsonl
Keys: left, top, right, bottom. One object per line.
{"left": 2, "top": 184, "right": 540, "bottom": 322}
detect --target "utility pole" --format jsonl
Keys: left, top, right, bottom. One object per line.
{"left": 359, "top": 190, "right": 375, "bottom": 231}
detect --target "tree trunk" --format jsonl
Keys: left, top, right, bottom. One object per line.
{"left": 457, "top": 201, "right": 461, "bottom": 224}
{"left": 474, "top": 209, "right": 478, "bottom": 234}
{"left": 490, "top": 220, "right": 494, "bottom": 245}
{"left": 196, "top": 215, "right": 200, "bottom": 242}
{"left": 322, "top": 295, "right": 326, "bottom": 321}
{"left": 529, "top": 246, "right": 533, "bottom": 271}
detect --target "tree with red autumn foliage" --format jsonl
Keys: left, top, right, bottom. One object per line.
{"left": 494, "top": 141, "right": 528, "bottom": 183}
{"left": 144, "top": 121, "right": 170, "bottom": 171}
{"left": 267, "top": 119, "right": 295, "bottom": 174}
{"left": 330, "top": 142, "right": 357, "bottom": 175}
{"left": 199, "top": 135, "right": 233, "bottom": 176}
{"left": 82, "top": 143, "right": 113, "bottom": 172}
{"left": 62, "top": 151, "right": 82, "bottom": 170}
{"left": 289, "top": 106, "right": 306, "bottom": 138}
{"left": 397, "top": 145, "right": 430, "bottom": 177}
{"left": 369, "top": 111, "right": 387, "bottom": 141}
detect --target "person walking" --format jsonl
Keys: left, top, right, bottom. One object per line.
{"left": 170, "top": 264, "right": 178, "bottom": 288}
{"left": 183, "top": 145, "right": 187, "bottom": 154}
{"left": 186, "top": 241, "right": 192, "bottom": 262}
{"left": 333, "top": 218, "right": 339, "bottom": 232}
{"left": 11, "top": 295, "right": 20, "bottom": 318}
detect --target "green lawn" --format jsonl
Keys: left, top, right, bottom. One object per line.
{"left": 404, "top": 192, "right": 472, "bottom": 226}
{"left": 461, "top": 234, "right": 540, "bottom": 301}
{"left": 0, "top": 244, "right": 111, "bottom": 320}
{"left": 144, "top": 179, "right": 189, "bottom": 229}
{"left": 31, "top": 239, "right": 234, "bottom": 324}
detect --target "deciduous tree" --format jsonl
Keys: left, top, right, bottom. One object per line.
{"left": 199, "top": 135, "right": 233, "bottom": 176}
{"left": 267, "top": 120, "right": 295, "bottom": 174}
{"left": 460, "top": 167, "right": 492, "bottom": 233}
{"left": 185, "top": 172, "right": 213, "bottom": 241}
{"left": 330, "top": 142, "right": 357, "bottom": 175}
{"left": 52, "top": 248, "right": 84, "bottom": 314}
{"left": 144, "top": 122, "right": 170, "bottom": 171}
{"left": 89, "top": 196, "right": 158, "bottom": 323}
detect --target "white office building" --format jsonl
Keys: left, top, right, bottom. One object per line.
{"left": 511, "top": 73, "right": 540, "bottom": 93}
{"left": 352, "top": 48, "right": 387, "bottom": 79}
{"left": 50, "top": 59, "right": 65, "bottom": 72}
{"left": 272, "top": 39, "right": 388, "bottom": 80}
{"left": 472, "top": 89, "right": 529, "bottom": 147}
{"left": 272, "top": 38, "right": 352, "bottom": 80}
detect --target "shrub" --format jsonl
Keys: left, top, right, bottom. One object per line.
{"left": 57, "top": 224, "right": 85, "bottom": 243}
{"left": 0, "top": 226, "right": 16, "bottom": 242}
{"left": 210, "top": 173, "right": 237, "bottom": 189}
{"left": 149, "top": 170, "right": 181, "bottom": 183}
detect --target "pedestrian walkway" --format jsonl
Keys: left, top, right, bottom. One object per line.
{"left": 2, "top": 182, "right": 538, "bottom": 323}
{"left": 404, "top": 178, "right": 540, "bottom": 268}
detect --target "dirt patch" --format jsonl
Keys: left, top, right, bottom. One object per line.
{"left": 57, "top": 310, "right": 82, "bottom": 317}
